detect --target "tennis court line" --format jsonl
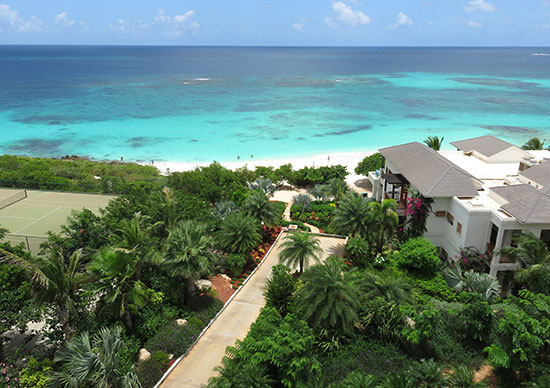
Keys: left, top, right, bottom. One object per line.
{"left": 13, "top": 207, "right": 61, "bottom": 234}
{"left": 0, "top": 215, "right": 37, "bottom": 220}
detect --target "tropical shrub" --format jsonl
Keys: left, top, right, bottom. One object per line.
{"left": 263, "top": 264, "right": 296, "bottom": 316}
{"left": 396, "top": 237, "right": 440, "bottom": 276}
{"left": 19, "top": 357, "right": 52, "bottom": 388}
{"left": 345, "top": 236, "right": 371, "bottom": 268}
{"left": 225, "top": 253, "right": 247, "bottom": 276}
{"left": 144, "top": 318, "right": 203, "bottom": 357}
{"left": 217, "top": 212, "right": 262, "bottom": 254}
{"left": 137, "top": 351, "right": 170, "bottom": 388}
{"left": 355, "top": 153, "right": 384, "bottom": 176}
{"left": 134, "top": 305, "right": 180, "bottom": 341}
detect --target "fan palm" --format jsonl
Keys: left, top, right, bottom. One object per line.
{"left": 249, "top": 178, "right": 276, "bottom": 197}
{"left": 87, "top": 248, "right": 148, "bottom": 329}
{"left": 443, "top": 265, "right": 500, "bottom": 301}
{"left": 165, "top": 220, "right": 216, "bottom": 304}
{"left": 496, "top": 232, "right": 550, "bottom": 294}
{"left": 149, "top": 187, "right": 180, "bottom": 237}
{"left": 446, "top": 365, "right": 487, "bottom": 388}
{"left": 522, "top": 137, "right": 546, "bottom": 150}
{"left": 217, "top": 212, "right": 262, "bottom": 254}
{"left": 297, "top": 256, "right": 361, "bottom": 335}
{"left": 292, "top": 193, "right": 312, "bottom": 219}
{"left": 330, "top": 193, "right": 371, "bottom": 238}
{"left": 368, "top": 199, "right": 398, "bottom": 252}
{"left": 242, "top": 190, "right": 279, "bottom": 226}
{"left": 360, "top": 271, "right": 413, "bottom": 304}
{"left": 279, "top": 231, "right": 323, "bottom": 274}
{"left": 213, "top": 200, "right": 236, "bottom": 220}
{"left": 424, "top": 136, "right": 444, "bottom": 151}
{"left": 1, "top": 249, "right": 84, "bottom": 341}
{"left": 49, "top": 327, "right": 141, "bottom": 388}
{"left": 311, "top": 184, "right": 328, "bottom": 201}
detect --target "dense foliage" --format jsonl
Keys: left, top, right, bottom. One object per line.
{"left": 355, "top": 153, "right": 385, "bottom": 176}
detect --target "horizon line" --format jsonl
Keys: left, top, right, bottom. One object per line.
{"left": 0, "top": 44, "right": 550, "bottom": 48}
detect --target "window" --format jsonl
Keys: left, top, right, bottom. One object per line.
{"left": 435, "top": 211, "right": 446, "bottom": 217}
{"left": 446, "top": 212, "right": 454, "bottom": 225}
{"left": 541, "top": 230, "right": 550, "bottom": 248}
{"left": 456, "top": 222, "right": 462, "bottom": 235}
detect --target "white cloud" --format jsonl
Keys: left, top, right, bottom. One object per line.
{"left": 389, "top": 12, "right": 412, "bottom": 29}
{"left": 292, "top": 23, "right": 304, "bottom": 32}
{"left": 154, "top": 8, "right": 199, "bottom": 31}
{"left": 0, "top": 5, "right": 41, "bottom": 32}
{"left": 330, "top": 1, "right": 370, "bottom": 26}
{"left": 464, "top": 0, "right": 496, "bottom": 13}
{"left": 55, "top": 11, "right": 75, "bottom": 26}
{"left": 468, "top": 20, "right": 483, "bottom": 27}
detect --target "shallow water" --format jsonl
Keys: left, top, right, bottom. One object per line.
{"left": 1, "top": 46, "right": 549, "bottom": 163}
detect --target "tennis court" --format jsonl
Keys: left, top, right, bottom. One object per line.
{"left": 0, "top": 188, "right": 116, "bottom": 253}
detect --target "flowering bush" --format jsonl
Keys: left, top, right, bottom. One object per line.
{"left": 0, "top": 362, "right": 20, "bottom": 388}
{"left": 402, "top": 194, "right": 433, "bottom": 239}
{"left": 447, "top": 247, "right": 488, "bottom": 273}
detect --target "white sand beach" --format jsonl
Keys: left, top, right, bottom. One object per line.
{"left": 152, "top": 150, "right": 377, "bottom": 190}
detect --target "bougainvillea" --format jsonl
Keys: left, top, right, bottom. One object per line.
{"left": 402, "top": 193, "right": 433, "bottom": 239}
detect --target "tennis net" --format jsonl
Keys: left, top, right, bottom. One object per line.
{"left": 0, "top": 189, "right": 27, "bottom": 210}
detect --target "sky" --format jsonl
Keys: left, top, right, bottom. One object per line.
{"left": 0, "top": 0, "right": 550, "bottom": 46}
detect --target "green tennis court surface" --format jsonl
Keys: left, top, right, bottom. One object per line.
{"left": 0, "top": 189, "right": 116, "bottom": 253}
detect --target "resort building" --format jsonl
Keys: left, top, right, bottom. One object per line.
{"left": 368, "top": 135, "right": 550, "bottom": 283}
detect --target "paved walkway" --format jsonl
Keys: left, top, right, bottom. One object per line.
{"left": 159, "top": 232, "right": 347, "bottom": 388}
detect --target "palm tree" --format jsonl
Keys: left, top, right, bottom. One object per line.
{"left": 326, "top": 178, "right": 350, "bottom": 202}
{"left": 149, "top": 187, "right": 180, "bottom": 237}
{"left": 249, "top": 178, "right": 276, "bottom": 197}
{"left": 408, "top": 359, "right": 448, "bottom": 388}
{"left": 522, "top": 137, "right": 546, "bottom": 150}
{"left": 497, "top": 232, "right": 550, "bottom": 294}
{"left": 263, "top": 264, "right": 296, "bottom": 316}
{"left": 311, "top": 184, "right": 328, "bottom": 201}
{"left": 279, "top": 232, "right": 323, "bottom": 274}
{"left": 292, "top": 193, "right": 312, "bottom": 219}
{"left": 49, "top": 327, "right": 141, "bottom": 388}
{"left": 242, "top": 190, "right": 279, "bottom": 226}
{"left": 297, "top": 256, "right": 361, "bottom": 335}
{"left": 208, "top": 356, "right": 273, "bottom": 388}
{"left": 446, "top": 365, "right": 487, "bottom": 388}
{"left": 165, "top": 220, "right": 216, "bottom": 304}
{"left": 2, "top": 249, "right": 83, "bottom": 341}
{"left": 344, "top": 236, "right": 371, "bottom": 268}
{"left": 217, "top": 212, "right": 262, "bottom": 254}
{"left": 360, "top": 271, "right": 413, "bottom": 304}
{"left": 87, "top": 248, "right": 147, "bottom": 329}
{"left": 330, "top": 193, "right": 371, "bottom": 238}
{"left": 112, "top": 213, "right": 156, "bottom": 281}
{"left": 424, "top": 136, "right": 444, "bottom": 151}
{"left": 213, "top": 200, "right": 236, "bottom": 220}
{"left": 443, "top": 265, "right": 500, "bottom": 301}
{"left": 368, "top": 199, "right": 399, "bottom": 252}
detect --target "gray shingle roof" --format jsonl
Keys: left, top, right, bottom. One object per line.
{"left": 520, "top": 160, "right": 550, "bottom": 188}
{"left": 450, "top": 135, "right": 516, "bottom": 158}
{"left": 491, "top": 184, "right": 550, "bottom": 223}
{"left": 379, "top": 142, "right": 480, "bottom": 198}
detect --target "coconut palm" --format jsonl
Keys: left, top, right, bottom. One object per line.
{"left": 326, "top": 178, "right": 350, "bottom": 202}
{"left": 522, "top": 137, "right": 546, "bottom": 150}
{"left": 112, "top": 213, "right": 157, "bottom": 281}
{"left": 360, "top": 271, "right": 413, "bottom": 304}
{"left": 165, "top": 220, "right": 216, "bottom": 304}
{"left": 1, "top": 249, "right": 84, "bottom": 341}
{"left": 217, "top": 212, "right": 262, "bottom": 254}
{"left": 87, "top": 248, "right": 148, "bottom": 329}
{"left": 424, "top": 136, "right": 444, "bottom": 151}
{"left": 443, "top": 265, "right": 501, "bottom": 301}
{"left": 279, "top": 232, "right": 323, "bottom": 274}
{"left": 368, "top": 199, "right": 399, "bottom": 252}
{"left": 311, "top": 184, "right": 328, "bottom": 201}
{"left": 148, "top": 187, "right": 180, "bottom": 237}
{"left": 49, "top": 327, "right": 141, "bottom": 388}
{"left": 213, "top": 200, "right": 237, "bottom": 220}
{"left": 496, "top": 232, "right": 550, "bottom": 294}
{"left": 330, "top": 193, "right": 371, "bottom": 238}
{"left": 297, "top": 256, "right": 361, "bottom": 335}
{"left": 242, "top": 190, "right": 279, "bottom": 226}
{"left": 249, "top": 178, "right": 276, "bottom": 197}
{"left": 292, "top": 193, "right": 312, "bottom": 219}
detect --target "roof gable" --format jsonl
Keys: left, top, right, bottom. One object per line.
{"left": 491, "top": 184, "right": 550, "bottom": 224}
{"left": 520, "top": 160, "right": 550, "bottom": 188}
{"left": 380, "top": 142, "right": 479, "bottom": 198}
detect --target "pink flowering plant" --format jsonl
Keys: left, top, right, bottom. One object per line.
{"left": 400, "top": 192, "right": 433, "bottom": 240}
{"left": 446, "top": 246, "right": 489, "bottom": 273}
{"left": 0, "top": 362, "right": 20, "bottom": 388}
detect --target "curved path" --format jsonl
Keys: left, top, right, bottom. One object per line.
{"left": 158, "top": 232, "right": 347, "bottom": 388}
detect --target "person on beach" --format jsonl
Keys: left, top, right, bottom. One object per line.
{"left": 251, "top": 154, "right": 254, "bottom": 158}
{"left": 237, "top": 155, "right": 240, "bottom": 160}
{"left": 327, "top": 155, "right": 330, "bottom": 162}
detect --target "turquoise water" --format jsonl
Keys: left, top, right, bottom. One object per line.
{"left": 0, "top": 46, "right": 549, "bottom": 163}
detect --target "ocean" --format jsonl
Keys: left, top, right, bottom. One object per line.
{"left": 1, "top": 46, "right": 549, "bottom": 164}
